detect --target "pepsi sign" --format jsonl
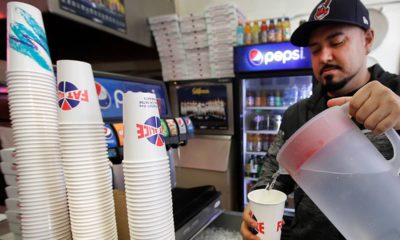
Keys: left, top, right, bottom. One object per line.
{"left": 136, "top": 116, "right": 164, "bottom": 147}
{"left": 234, "top": 42, "right": 312, "bottom": 73}
{"left": 94, "top": 77, "right": 169, "bottom": 120}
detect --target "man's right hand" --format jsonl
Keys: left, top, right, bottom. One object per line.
{"left": 240, "top": 205, "right": 260, "bottom": 240}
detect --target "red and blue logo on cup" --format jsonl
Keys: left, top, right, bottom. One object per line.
{"left": 58, "top": 81, "right": 89, "bottom": 110}
{"left": 95, "top": 82, "right": 112, "bottom": 110}
{"left": 249, "top": 49, "right": 264, "bottom": 66}
{"left": 136, "top": 116, "right": 164, "bottom": 147}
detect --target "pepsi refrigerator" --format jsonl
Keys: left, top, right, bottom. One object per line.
{"left": 234, "top": 42, "right": 314, "bottom": 213}
{"left": 91, "top": 71, "right": 222, "bottom": 240}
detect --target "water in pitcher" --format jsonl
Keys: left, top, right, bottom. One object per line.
{"left": 293, "top": 132, "right": 400, "bottom": 240}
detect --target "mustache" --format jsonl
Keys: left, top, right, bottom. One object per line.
{"left": 319, "top": 64, "right": 342, "bottom": 76}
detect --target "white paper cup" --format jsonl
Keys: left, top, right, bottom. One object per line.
{"left": 7, "top": 2, "right": 54, "bottom": 75}
{"left": 6, "top": 186, "right": 19, "bottom": 198}
{"left": 0, "top": 148, "right": 16, "bottom": 163}
{"left": 4, "top": 174, "right": 17, "bottom": 186}
{"left": 57, "top": 60, "right": 102, "bottom": 123}
{"left": 247, "top": 189, "right": 287, "bottom": 240}
{"left": 123, "top": 92, "right": 168, "bottom": 160}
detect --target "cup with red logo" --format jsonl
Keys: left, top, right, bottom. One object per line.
{"left": 247, "top": 189, "right": 287, "bottom": 240}
{"left": 123, "top": 91, "right": 168, "bottom": 161}
{"left": 56, "top": 60, "right": 102, "bottom": 124}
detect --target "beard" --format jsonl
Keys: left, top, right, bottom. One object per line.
{"left": 323, "top": 73, "right": 356, "bottom": 92}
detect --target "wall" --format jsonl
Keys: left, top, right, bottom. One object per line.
{"left": 175, "top": 0, "right": 400, "bottom": 74}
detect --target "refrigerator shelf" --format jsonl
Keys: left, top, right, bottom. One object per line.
{"left": 246, "top": 130, "right": 279, "bottom": 135}
{"left": 244, "top": 177, "right": 258, "bottom": 181}
{"left": 246, "top": 106, "right": 288, "bottom": 111}
{"left": 245, "top": 151, "right": 266, "bottom": 156}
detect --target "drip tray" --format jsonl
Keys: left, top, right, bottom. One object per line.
{"left": 173, "top": 185, "right": 223, "bottom": 240}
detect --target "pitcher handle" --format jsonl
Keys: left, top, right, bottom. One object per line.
{"left": 340, "top": 103, "right": 400, "bottom": 175}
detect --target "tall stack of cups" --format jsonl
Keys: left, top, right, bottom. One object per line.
{"left": 57, "top": 60, "right": 118, "bottom": 239}
{"left": 6, "top": 2, "right": 71, "bottom": 239}
{"left": 123, "top": 92, "right": 175, "bottom": 239}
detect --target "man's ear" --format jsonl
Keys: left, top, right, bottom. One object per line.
{"left": 365, "top": 29, "right": 375, "bottom": 53}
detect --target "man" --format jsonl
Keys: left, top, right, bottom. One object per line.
{"left": 240, "top": 0, "right": 400, "bottom": 239}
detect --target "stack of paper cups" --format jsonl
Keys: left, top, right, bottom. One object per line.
{"left": 6, "top": 2, "right": 71, "bottom": 239}
{"left": 123, "top": 91, "right": 175, "bottom": 239}
{"left": 57, "top": 60, "right": 117, "bottom": 240}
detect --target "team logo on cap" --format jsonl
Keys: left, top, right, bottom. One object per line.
{"left": 249, "top": 49, "right": 264, "bottom": 66}
{"left": 136, "top": 116, "right": 164, "bottom": 147}
{"left": 57, "top": 81, "right": 89, "bottom": 110}
{"left": 95, "top": 82, "right": 111, "bottom": 110}
{"left": 314, "top": 0, "right": 332, "bottom": 20}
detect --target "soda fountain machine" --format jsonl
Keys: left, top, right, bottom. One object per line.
{"left": 92, "top": 71, "right": 223, "bottom": 240}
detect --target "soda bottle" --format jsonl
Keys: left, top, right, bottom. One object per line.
{"left": 260, "top": 19, "right": 268, "bottom": 43}
{"left": 275, "top": 18, "right": 283, "bottom": 42}
{"left": 245, "top": 156, "right": 252, "bottom": 177}
{"left": 254, "top": 91, "right": 261, "bottom": 107}
{"left": 268, "top": 90, "right": 275, "bottom": 107}
{"left": 275, "top": 90, "right": 283, "bottom": 107}
{"left": 252, "top": 111, "right": 264, "bottom": 130}
{"left": 282, "top": 17, "right": 291, "bottom": 42}
{"left": 267, "top": 19, "right": 276, "bottom": 43}
{"left": 299, "top": 84, "right": 308, "bottom": 100}
{"left": 256, "top": 134, "right": 263, "bottom": 152}
{"left": 247, "top": 133, "right": 255, "bottom": 152}
{"left": 262, "top": 134, "right": 269, "bottom": 152}
{"left": 236, "top": 20, "right": 244, "bottom": 46}
{"left": 246, "top": 90, "right": 255, "bottom": 107}
{"left": 289, "top": 84, "right": 298, "bottom": 105}
{"left": 260, "top": 90, "right": 267, "bottom": 106}
{"left": 244, "top": 21, "right": 252, "bottom": 45}
{"left": 256, "top": 156, "right": 264, "bottom": 177}
{"left": 251, "top": 20, "right": 260, "bottom": 44}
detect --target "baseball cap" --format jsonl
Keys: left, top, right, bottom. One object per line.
{"left": 290, "top": 0, "right": 370, "bottom": 47}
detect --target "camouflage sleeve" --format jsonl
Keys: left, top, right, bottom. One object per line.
{"left": 251, "top": 129, "right": 296, "bottom": 195}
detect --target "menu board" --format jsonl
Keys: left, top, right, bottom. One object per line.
{"left": 177, "top": 85, "right": 228, "bottom": 130}
{"left": 59, "top": 0, "right": 127, "bottom": 33}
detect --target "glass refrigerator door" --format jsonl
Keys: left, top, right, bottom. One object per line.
{"left": 242, "top": 75, "right": 313, "bottom": 207}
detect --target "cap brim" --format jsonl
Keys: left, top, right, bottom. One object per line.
{"left": 290, "top": 19, "right": 367, "bottom": 47}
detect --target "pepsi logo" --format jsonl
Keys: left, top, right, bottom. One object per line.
{"left": 58, "top": 82, "right": 89, "bottom": 110}
{"left": 95, "top": 82, "right": 112, "bottom": 109}
{"left": 136, "top": 116, "right": 164, "bottom": 147}
{"left": 104, "top": 127, "right": 113, "bottom": 140}
{"left": 185, "top": 119, "right": 191, "bottom": 125}
{"left": 249, "top": 49, "right": 264, "bottom": 66}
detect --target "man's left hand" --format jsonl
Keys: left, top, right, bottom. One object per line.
{"left": 327, "top": 81, "right": 400, "bottom": 134}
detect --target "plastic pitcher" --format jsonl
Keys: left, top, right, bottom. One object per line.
{"left": 277, "top": 104, "right": 400, "bottom": 240}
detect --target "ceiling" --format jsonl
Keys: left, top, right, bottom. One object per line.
{"left": 0, "top": 12, "right": 163, "bottom": 79}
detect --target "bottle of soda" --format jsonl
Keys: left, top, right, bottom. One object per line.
{"left": 260, "top": 19, "right": 268, "bottom": 43}
{"left": 260, "top": 90, "right": 267, "bottom": 106}
{"left": 251, "top": 20, "right": 260, "bottom": 45}
{"left": 282, "top": 17, "right": 291, "bottom": 42}
{"left": 236, "top": 20, "right": 244, "bottom": 46}
{"left": 275, "top": 90, "right": 283, "bottom": 107}
{"left": 246, "top": 90, "right": 255, "bottom": 107}
{"left": 267, "top": 19, "right": 276, "bottom": 43}
{"left": 289, "top": 84, "right": 298, "bottom": 105}
{"left": 247, "top": 133, "right": 255, "bottom": 152}
{"left": 244, "top": 21, "right": 252, "bottom": 45}
{"left": 256, "top": 134, "right": 263, "bottom": 152}
{"left": 268, "top": 90, "right": 275, "bottom": 107}
{"left": 262, "top": 134, "right": 269, "bottom": 152}
{"left": 275, "top": 18, "right": 283, "bottom": 42}
{"left": 245, "top": 156, "right": 252, "bottom": 177}
{"left": 255, "top": 91, "right": 261, "bottom": 107}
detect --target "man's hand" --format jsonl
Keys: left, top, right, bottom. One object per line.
{"left": 327, "top": 81, "right": 400, "bottom": 134}
{"left": 240, "top": 206, "right": 260, "bottom": 240}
